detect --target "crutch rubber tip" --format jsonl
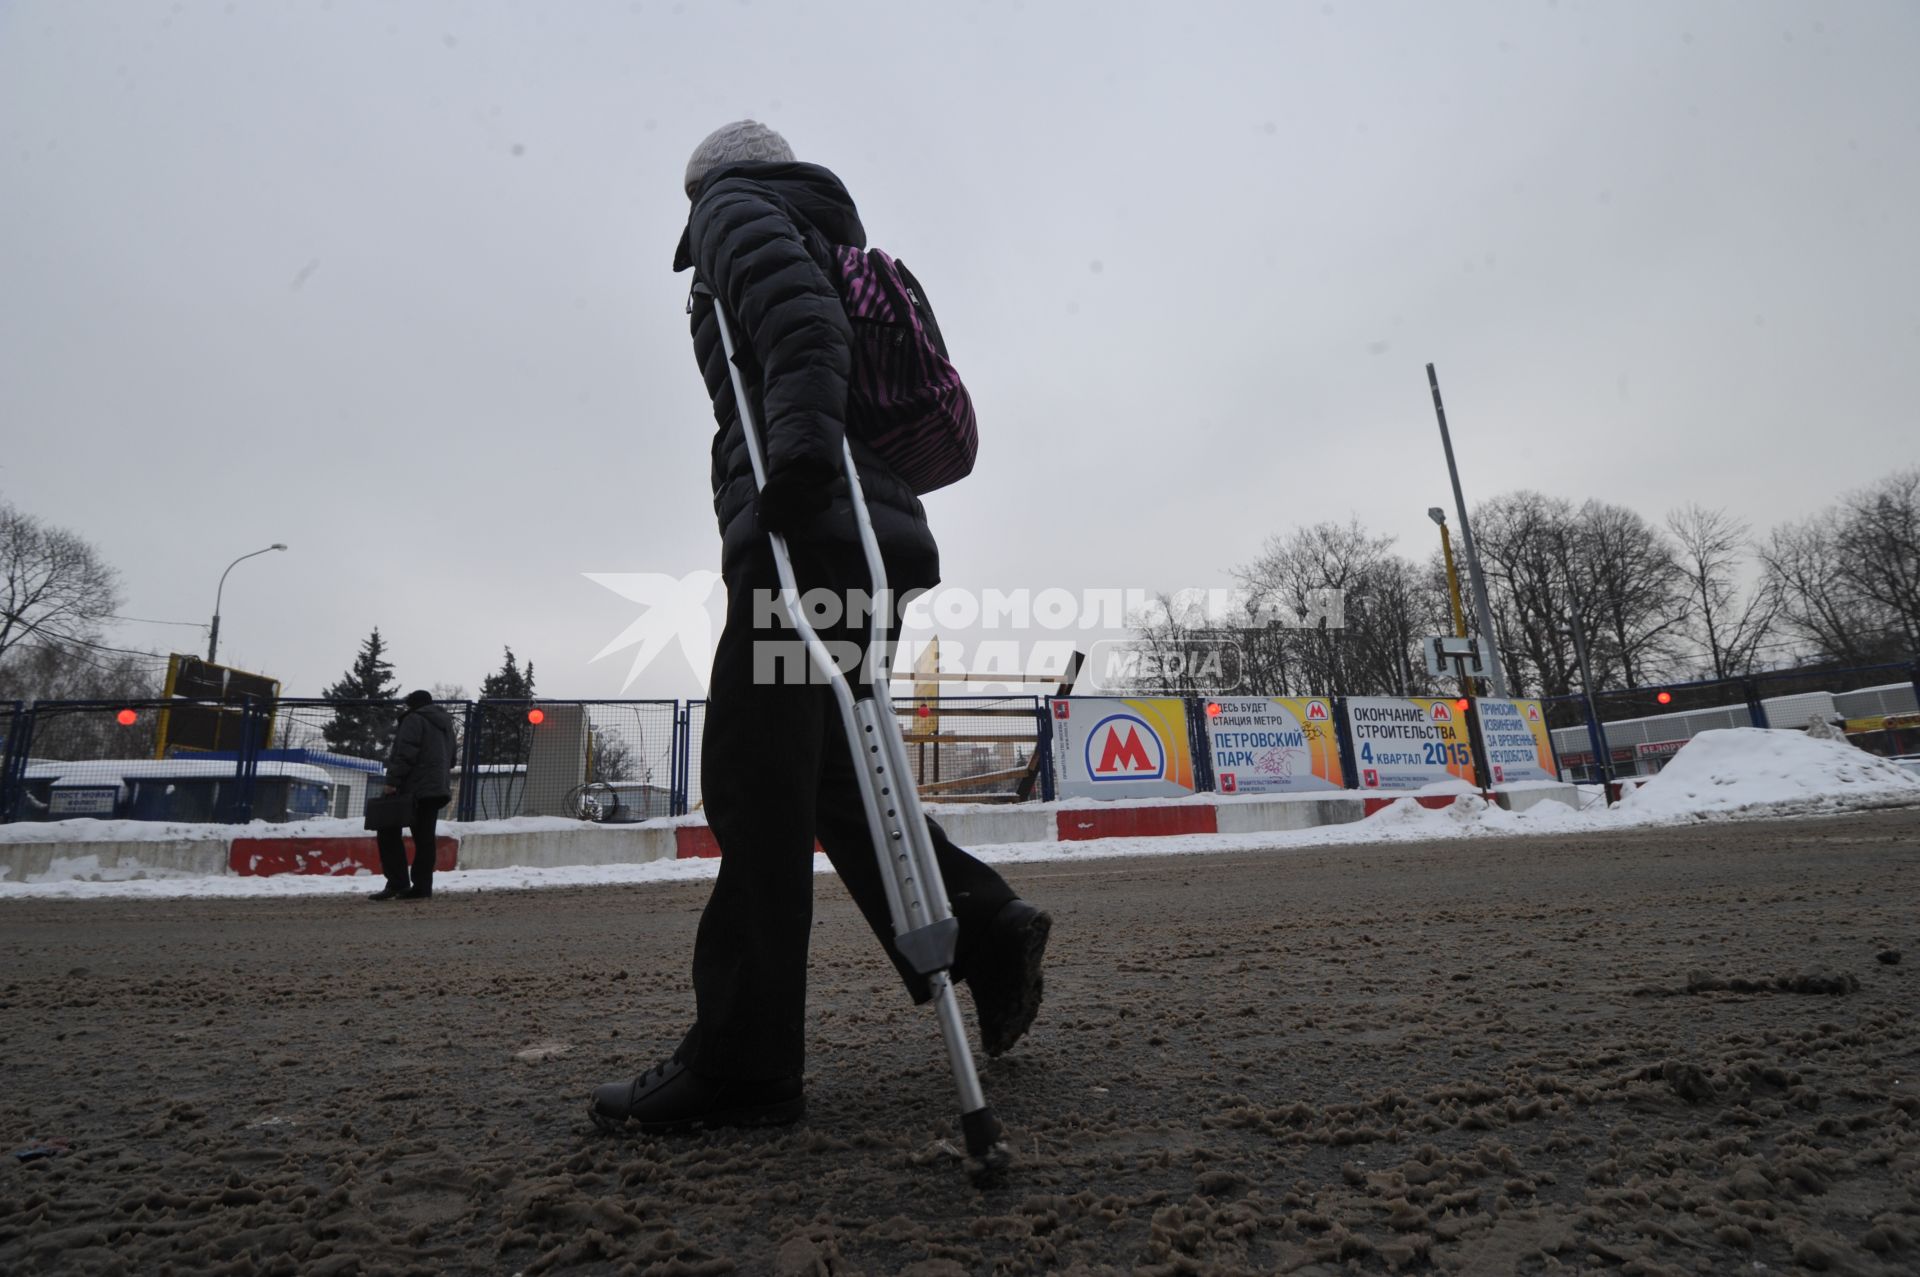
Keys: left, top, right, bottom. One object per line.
{"left": 961, "top": 1106, "right": 1010, "bottom": 1183}
{"left": 966, "top": 1140, "right": 1013, "bottom": 1185}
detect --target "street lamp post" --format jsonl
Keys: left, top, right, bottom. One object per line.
{"left": 1425, "top": 363, "right": 1509, "bottom": 697}
{"left": 1559, "top": 607, "right": 1612, "bottom": 788}
{"left": 209, "top": 544, "right": 288, "bottom": 663}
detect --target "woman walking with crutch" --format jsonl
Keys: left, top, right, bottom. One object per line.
{"left": 588, "top": 122, "right": 1050, "bottom": 1175}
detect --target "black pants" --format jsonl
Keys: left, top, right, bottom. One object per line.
{"left": 375, "top": 797, "right": 447, "bottom": 891}
{"left": 680, "top": 538, "right": 1018, "bottom": 1082}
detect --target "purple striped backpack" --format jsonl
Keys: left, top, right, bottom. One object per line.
{"left": 827, "top": 246, "right": 978, "bottom": 495}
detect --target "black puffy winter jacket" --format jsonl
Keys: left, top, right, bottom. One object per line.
{"left": 384, "top": 704, "right": 456, "bottom": 801}
{"left": 673, "top": 161, "right": 940, "bottom": 587}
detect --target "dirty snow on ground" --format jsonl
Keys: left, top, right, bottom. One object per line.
{"left": 3, "top": 729, "right": 1915, "bottom": 900}
{"left": 7, "top": 809, "right": 1916, "bottom": 1276}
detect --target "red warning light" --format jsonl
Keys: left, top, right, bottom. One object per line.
{"left": 1655, "top": 691, "right": 1673, "bottom": 705}
{"left": 916, "top": 705, "right": 931, "bottom": 717}
{"left": 1455, "top": 698, "right": 1470, "bottom": 713}
{"left": 1205, "top": 702, "right": 1223, "bottom": 717}
{"left": 116, "top": 708, "right": 138, "bottom": 726}
{"left": 527, "top": 708, "right": 545, "bottom": 725}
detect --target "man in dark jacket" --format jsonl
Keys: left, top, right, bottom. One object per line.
{"left": 371, "top": 689, "right": 456, "bottom": 902}
{"left": 589, "top": 122, "right": 1052, "bottom": 1134}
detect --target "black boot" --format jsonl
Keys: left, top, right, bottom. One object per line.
{"left": 588, "top": 1058, "right": 803, "bottom": 1135}
{"left": 967, "top": 900, "right": 1053, "bottom": 1057}
{"left": 368, "top": 886, "right": 405, "bottom": 902}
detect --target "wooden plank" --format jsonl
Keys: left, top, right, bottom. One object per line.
{"left": 919, "top": 766, "right": 1032, "bottom": 794}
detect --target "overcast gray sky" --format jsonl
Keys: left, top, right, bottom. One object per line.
{"left": 3, "top": 0, "right": 1916, "bottom": 699}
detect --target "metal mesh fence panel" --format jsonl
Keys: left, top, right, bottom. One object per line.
{"left": 579, "top": 702, "right": 680, "bottom": 821}
{"left": 1750, "top": 661, "right": 1918, "bottom": 705}
{"left": 1544, "top": 661, "right": 1920, "bottom": 781}
{"left": 18, "top": 701, "right": 181, "bottom": 821}
{"left": 10, "top": 699, "right": 313, "bottom": 823}
{"left": 461, "top": 700, "right": 677, "bottom": 822}
{"left": 898, "top": 695, "right": 1045, "bottom": 802}
{"left": 681, "top": 694, "right": 1044, "bottom": 812}
{"left": 4, "top": 686, "right": 1082, "bottom": 825}
{"left": 265, "top": 698, "right": 408, "bottom": 821}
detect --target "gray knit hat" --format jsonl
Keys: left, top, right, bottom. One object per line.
{"left": 684, "top": 120, "right": 795, "bottom": 196}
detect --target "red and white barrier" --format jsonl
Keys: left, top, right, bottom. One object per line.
{"left": 1, "top": 785, "right": 1580, "bottom": 881}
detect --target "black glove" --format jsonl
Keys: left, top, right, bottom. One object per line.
{"left": 756, "top": 462, "right": 834, "bottom": 535}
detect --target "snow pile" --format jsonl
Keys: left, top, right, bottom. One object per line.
{"left": 1360, "top": 788, "right": 1585, "bottom": 836}
{"left": 1618, "top": 728, "right": 1920, "bottom": 819}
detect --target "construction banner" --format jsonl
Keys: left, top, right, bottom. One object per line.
{"left": 1203, "top": 696, "right": 1343, "bottom": 795}
{"left": 1050, "top": 697, "right": 1196, "bottom": 800}
{"left": 1344, "top": 696, "right": 1478, "bottom": 791}
{"left": 1475, "top": 698, "right": 1557, "bottom": 784}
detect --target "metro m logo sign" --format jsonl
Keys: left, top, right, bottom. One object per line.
{"left": 1086, "top": 713, "right": 1166, "bottom": 782}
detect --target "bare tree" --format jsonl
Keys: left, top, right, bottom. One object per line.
{"left": 0, "top": 643, "right": 161, "bottom": 704}
{"left": 1232, "top": 520, "right": 1432, "bottom": 697}
{"left": 1572, "top": 500, "right": 1688, "bottom": 689}
{"left": 0, "top": 645, "right": 164, "bottom": 761}
{"left": 1471, "top": 491, "right": 1579, "bottom": 697}
{"left": 1833, "top": 468, "right": 1920, "bottom": 653}
{"left": 0, "top": 501, "right": 123, "bottom": 671}
{"left": 1467, "top": 493, "right": 1691, "bottom": 695}
{"left": 1759, "top": 514, "right": 1878, "bottom": 664}
{"left": 1761, "top": 468, "right": 1920, "bottom": 664}
{"left": 1666, "top": 504, "right": 1775, "bottom": 679}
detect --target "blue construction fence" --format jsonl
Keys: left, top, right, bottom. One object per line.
{"left": 1536, "top": 658, "right": 1920, "bottom": 783}
{"left": 0, "top": 693, "right": 1054, "bottom": 826}
{"left": 3, "top": 661, "right": 1914, "bottom": 825}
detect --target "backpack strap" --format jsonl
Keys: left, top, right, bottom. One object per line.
{"left": 890, "top": 257, "right": 951, "bottom": 358}
{"left": 862, "top": 250, "right": 915, "bottom": 326}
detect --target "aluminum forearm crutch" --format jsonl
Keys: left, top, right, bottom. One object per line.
{"left": 699, "top": 282, "right": 1011, "bottom": 1181}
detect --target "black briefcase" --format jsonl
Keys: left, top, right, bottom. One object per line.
{"left": 364, "top": 793, "right": 409, "bottom": 831}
